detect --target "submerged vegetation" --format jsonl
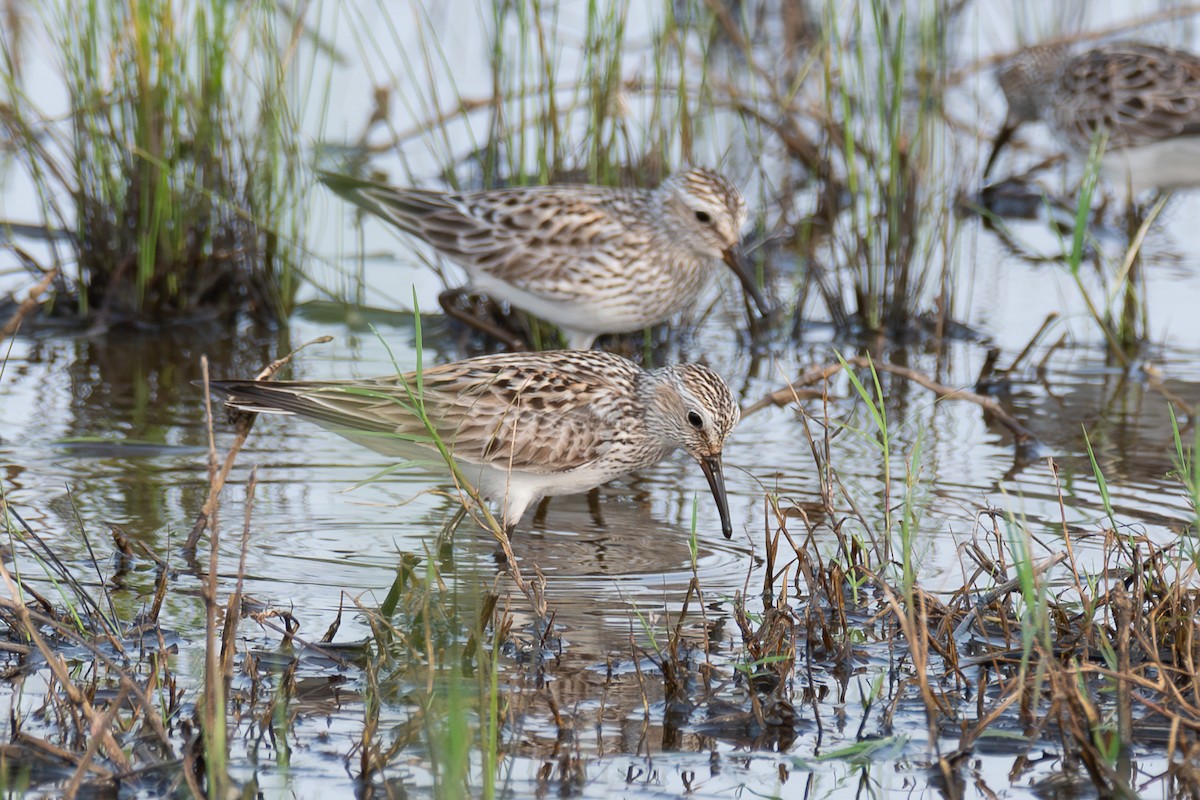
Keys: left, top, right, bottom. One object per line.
{"left": 2, "top": 0, "right": 1200, "bottom": 797}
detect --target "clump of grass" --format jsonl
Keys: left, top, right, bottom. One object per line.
{"left": 351, "top": 550, "right": 512, "bottom": 799}
{"left": 0, "top": 0, "right": 311, "bottom": 325}
{"left": 1052, "top": 135, "right": 1169, "bottom": 364}
{"left": 332, "top": 0, "right": 986, "bottom": 342}
{"left": 737, "top": 355, "right": 1200, "bottom": 795}
{"left": 753, "top": 416, "right": 1200, "bottom": 795}
{"left": 0, "top": 488, "right": 186, "bottom": 794}
{"left": 810, "top": 0, "right": 958, "bottom": 336}
{"left": 480, "top": 0, "right": 720, "bottom": 187}
{"left": 339, "top": 0, "right": 733, "bottom": 192}
{"left": 1169, "top": 409, "right": 1200, "bottom": 546}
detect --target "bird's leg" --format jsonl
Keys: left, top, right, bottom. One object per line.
{"left": 744, "top": 290, "right": 771, "bottom": 342}
{"left": 532, "top": 496, "right": 552, "bottom": 528}
{"left": 490, "top": 526, "right": 516, "bottom": 566}
{"left": 586, "top": 488, "right": 605, "bottom": 528}
{"left": 438, "top": 288, "right": 527, "bottom": 351}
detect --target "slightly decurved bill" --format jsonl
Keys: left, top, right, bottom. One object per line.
{"left": 722, "top": 245, "right": 771, "bottom": 317}
{"left": 698, "top": 455, "right": 733, "bottom": 539}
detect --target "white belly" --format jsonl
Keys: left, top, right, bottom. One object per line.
{"left": 468, "top": 461, "right": 622, "bottom": 501}
{"left": 468, "top": 259, "right": 716, "bottom": 348}
{"left": 460, "top": 459, "right": 631, "bottom": 528}
{"left": 471, "top": 272, "right": 656, "bottom": 339}
{"left": 1103, "top": 136, "right": 1200, "bottom": 194}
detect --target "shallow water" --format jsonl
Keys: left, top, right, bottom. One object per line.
{"left": 5, "top": 0, "right": 1200, "bottom": 797}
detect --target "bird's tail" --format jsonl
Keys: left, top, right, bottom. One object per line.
{"left": 209, "top": 378, "right": 443, "bottom": 461}
{"left": 317, "top": 170, "right": 455, "bottom": 238}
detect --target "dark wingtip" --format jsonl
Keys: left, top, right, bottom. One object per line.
{"left": 316, "top": 169, "right": 415, "bottom": 228}
{"left": 201, "top": 378, "right": 260, "bottom": 397}
{"left": 316, "top": 169, "right": 378, "bottom": 199}
{"left": 192, "top": 378, "right": 238, "bottom": 397}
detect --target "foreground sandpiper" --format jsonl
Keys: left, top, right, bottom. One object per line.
{"left": 319, "top": 168, "right": 770, "bottom": 349}
{"left": 985, "top": 42, "right": 1200, "bottom": 192}
{"left": 212, "top": 350, "right": 741, "bottom": 537}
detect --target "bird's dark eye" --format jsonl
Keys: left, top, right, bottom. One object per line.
{"left": 694, "top": 210, "right": 711, "bottom": 224}
{"left": 687, "top": 411, "right": 704, "bottom": 428}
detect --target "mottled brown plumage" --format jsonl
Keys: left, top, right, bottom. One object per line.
{"left": 212, "top": 350, "right": 742, "bottom": 536}
{"left": 986, "top": 42, "right": 1200, "bottom": 191}
{"left": 320, "top": 169, "right": 769, "bottom": 348}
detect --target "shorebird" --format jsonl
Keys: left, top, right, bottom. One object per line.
{"left": 211, "top": 350, "right": 741, "bottom": 537}
{"left": 984, "top": 42, "right": 1200, "bottom": 192}
{"left": 319, "top": 169, "right": 770, "bottom": 349}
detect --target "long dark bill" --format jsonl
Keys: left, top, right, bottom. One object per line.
{"left": 698, "top": 455, "right": 733, "bottom": 539}
{"left": 982, "top": 120, "right": 1019, "bottom": 181}
{"left": 722, "top": 245, "right": 771, "bottom": 318}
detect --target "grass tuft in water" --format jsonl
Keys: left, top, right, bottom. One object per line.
{"left": 1054, "top": 133, "right": 1170, "bottom": 365}
{"left": 0, "top": 0, "right": 312, "bottom": 324}
{"left": 813, "top": 0, "right": 955, "bottom": 335}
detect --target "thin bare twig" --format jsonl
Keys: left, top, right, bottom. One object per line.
{"left": 744, "top": 358, "right": 1037, "bottom": 446}
{"left": 845, "top": 357, "right": 1037, "bottom": 445}
{"left": 742, "top": 362, "right": 844, "bottom": 418}
{"left": 184, "top": 336, "right": 333, "bottom": 551}
{"left": 0, "top": 267, "right": 58, "bottom": 342}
